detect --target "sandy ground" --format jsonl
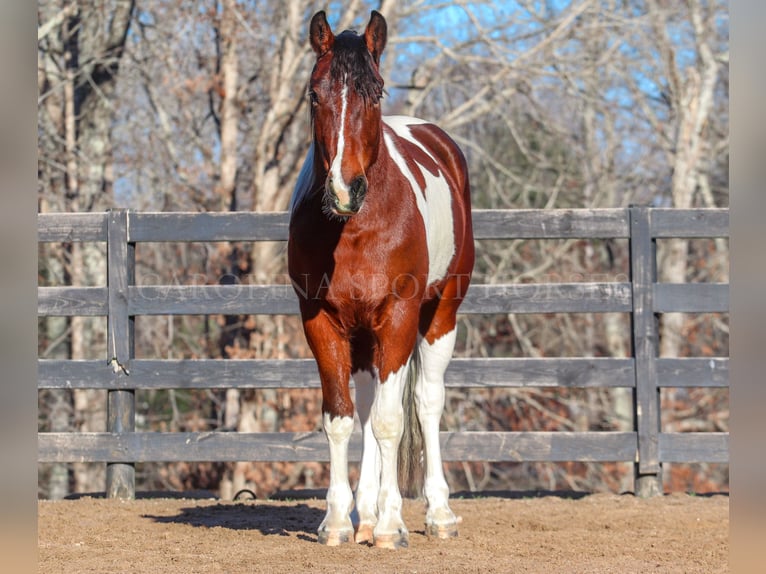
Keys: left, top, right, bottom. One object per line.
{"left": 38, "top": 491, "right": 728, "bottom": 573}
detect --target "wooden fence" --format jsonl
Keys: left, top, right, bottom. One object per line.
{"left": 37, "top": 207, "right": 729, "bottom": 499}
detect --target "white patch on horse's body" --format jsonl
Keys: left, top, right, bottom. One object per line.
{"left": 289, "top": 142, "right": 315, "bottom": 214}
{"left": 383, "top": 115, "right": 456, "bottom": 286}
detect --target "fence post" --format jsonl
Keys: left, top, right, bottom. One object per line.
{"left": 629, "top": 206, "right": 662, "bottom": 497}
{"left": 106, "top": 209, "right": 136, "bottom": 499}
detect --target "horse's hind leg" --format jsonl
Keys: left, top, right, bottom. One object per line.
{"left": 416, "top": 298, "right": 463, "bottom": 538}
{"left": 352, "top": 368, "right": 379, "bottom": 544}
{"left": 370, "top": 355, "right": 411, "bottom": 549}
{"left": 368, "top": 308, "right": 421, "bottom": 549}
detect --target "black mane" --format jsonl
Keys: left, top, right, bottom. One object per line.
{"left": 329, "top": 30, "right": 384, "bottom": 103}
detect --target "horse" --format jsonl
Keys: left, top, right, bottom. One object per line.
{"left": 288, "top": 10, "right": 474, "bottom": 549}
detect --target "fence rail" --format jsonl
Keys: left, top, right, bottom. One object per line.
{"left": 37, "top": 207, "right": 729, "bottom": 498}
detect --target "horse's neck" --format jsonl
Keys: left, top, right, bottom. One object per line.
{"left": 290, "top": 143, "right": 322, "bottom": 214}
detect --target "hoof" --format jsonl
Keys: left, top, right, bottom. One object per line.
{"left": 426, "top": 516, "right": 461, "bottom": 539}
{"left": 373, "top": 529, "right": 409, "bottom": 549}
{"left": 317, "top": 528, "right": 353, "bottom": 546}
{"left": 426, "top": 523, "right": 459, "bottom": 539}
{"left": 354, "top": 523, "right": 375, "bottom": 544}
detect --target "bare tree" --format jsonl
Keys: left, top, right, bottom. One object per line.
{"left": 645, "top": 0, "right": 726, "bottom": 357}
{"left": 38, "top": 0, "right": 136, "bottom": 496}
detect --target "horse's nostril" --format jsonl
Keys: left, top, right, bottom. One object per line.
{"left": 350, "top": 176, "right": 368, "bottom": 203}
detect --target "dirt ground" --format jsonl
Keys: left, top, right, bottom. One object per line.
{"left": 38, "top": 491, "right": 728, "bottom": 573}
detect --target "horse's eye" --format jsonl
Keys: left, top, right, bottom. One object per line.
{"left": 308, "top": 90, "right": 319, "bottom": 106}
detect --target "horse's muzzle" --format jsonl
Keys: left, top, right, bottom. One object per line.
{"left": 325, "top": 175, "right": 367, "bottom": 216}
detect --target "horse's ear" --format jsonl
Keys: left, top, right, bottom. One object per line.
{"left": 310, "top": 11, "right": 334, "bottom": 56}
{"left": 364, "top": 10, "right": 387, "bottom": 66}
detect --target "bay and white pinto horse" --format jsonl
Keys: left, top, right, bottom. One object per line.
{"left": 288, "top": 10, "right": 474, "bottom": 549}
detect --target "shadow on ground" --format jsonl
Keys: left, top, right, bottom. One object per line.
{"left": 142, "top": 502, "right": 324, "bottom": 540}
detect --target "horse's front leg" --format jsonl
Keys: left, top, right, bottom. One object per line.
{"left": 319, "top": 410, "right": 354, "bottom": 546}
{"left": 416, "top": 328, "right": 460, "bottom": 539}
{"left": 302, "top": 310, "right": 355, "bottom": 546}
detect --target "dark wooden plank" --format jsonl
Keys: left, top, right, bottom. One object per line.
{"left": 447, "top": 358, "right": 636, "bottom": 388}
{"left": 37, "top": 357, "right": 636, "bottom": 390}
{"left": 37, "top": 286, "right": 109, "bottom": 316}
{"left": 38, "top": 431, "right": 637, "bottom": 463}
{"left": 128, "top": 212, "right": 290, "bottom": 242}
{"left": 37, "top": 209, "right": 728, "bottom": 244}
{"left": 38, "top": 360, "right": 118, "bottom": 389}
{"left": 37, "top": 212, "right": 108, "bottom": 242}
{"left": 128, "top": 285, "right": 299, "bottom": 315}
{"left": 462, "top": 282, "right": 632, "bottom": 314}
{"left": 127, "top": 283, "right": 632, "bottom": 316}
{"left": 471, "top": 209, "right": 630, "bottom": 239}
{"left": 120, "top": 210, "right": 633, "bottom": 242}
{"left": 38, "top": 432, "right": 335, "bottom": 463}
{"left": 630, "top": 207, "right": 662, "bottom": 490}
{"left": 656, "top": 358, "right": 729, "bottom": 388}
{"left": 440, "top": 431, "right": 637, "bottom": 462}
{"left": 650, "top": 209, "right": 729, "bottom": 238}
{"left": 40, "top": 431, "right": 730, "bottom": 464}
{"left": 653, "top": 283, "right": 729, "bottom": 313}
{"left": 35, "top": 359, "right": 321, "bottom": 390}
{"left": 658, "top": 432, "right": 729, "bottom": 463}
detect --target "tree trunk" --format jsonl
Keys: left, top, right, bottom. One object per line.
{"left": 213, "top": 0, "right": 247, "bottom": 501}
{"left": 654, "top": 0, "right": 719, "bottom": 359}
{"left": 217, "top": 0, "right": 239, "bottom": 205}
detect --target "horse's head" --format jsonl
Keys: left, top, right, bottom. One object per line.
{"left": 308, "top": 10, "right": 387, "bottom": 217}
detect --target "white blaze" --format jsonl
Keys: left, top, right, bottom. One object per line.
{"left": 328, "top": 78, "right": 350, "bottom": 200}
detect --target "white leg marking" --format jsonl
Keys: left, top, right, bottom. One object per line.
{"left": 416, "top": 328, "right": 460, "bottom": 537}
{"left": 371, "top": 359, "right": 410, "bottom": 548}
{"left": 352, "top": 369, "right": 379, "bottom": 542}
{"left": 319, "top": 412, "right": 354, "bottom": 545}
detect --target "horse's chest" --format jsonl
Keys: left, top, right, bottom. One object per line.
{"left": 291, "top": 225, "right": 426, "bottom": 316}
{"left": 331, "top": 233, "right": 428, "bottom": 303}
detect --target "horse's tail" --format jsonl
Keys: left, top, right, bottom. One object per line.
{"left": 398, "top": 347, "right": 424, "bottom": 498}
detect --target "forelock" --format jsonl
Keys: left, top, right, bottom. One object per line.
{"left": 329, "top": 31, "right": 384, "bottom": 102}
